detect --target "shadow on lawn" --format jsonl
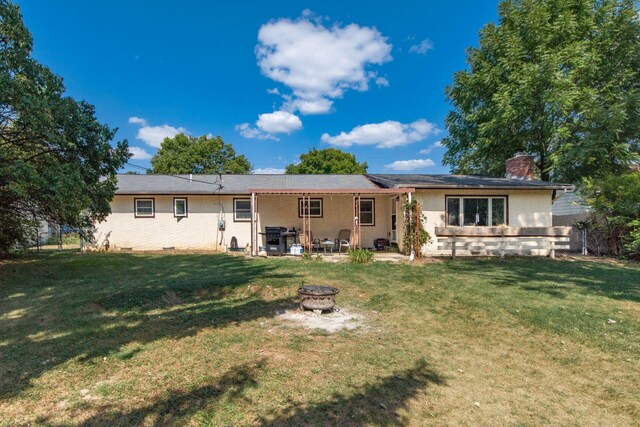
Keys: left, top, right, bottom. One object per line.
{"left": 442, "top": 258, "right": 640, "bottom": 303}
{"left": 71, "top": 360, "right": 265, "bottom": 427}
{"left": 259, "top": 358, "right": 446, "bottom": 426}
{"left": 0, "top": 252, "right": 298, "bottom": 398}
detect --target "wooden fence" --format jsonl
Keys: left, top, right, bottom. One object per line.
{"left": 434, "top": 226, "right": 572, "bottom": 258}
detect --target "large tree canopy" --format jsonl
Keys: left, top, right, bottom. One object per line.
{"left": 150, "top": 134, "right": 252, "bottom": 174}
{"left": 0, "top": 0, "right": 129, "bottom": 254}
{"left": 443, "top": 0, "right": 640, "bottom": 182}
{"left": 285, "top": 148, "right": 368, "bottom": 174}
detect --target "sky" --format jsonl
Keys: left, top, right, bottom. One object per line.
{"left": 17, "top": 1, "right": 500, "bottom": 174}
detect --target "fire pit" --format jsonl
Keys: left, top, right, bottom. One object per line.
{"left": 297, "top": 285, "right": 339, "bottom": 312}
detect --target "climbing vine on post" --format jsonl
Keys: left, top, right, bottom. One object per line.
{"left": 402, "top": 197, "right": 431, "bottom": 259}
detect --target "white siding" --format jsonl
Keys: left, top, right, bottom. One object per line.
{"left": 96, "top": 194, "right": 394, "bottom": 251}
{"left": 95, "top": 195, "right": 250, "bottom": 251}
{"left": 412, "top": 189, "right": 554, "bottom": 254}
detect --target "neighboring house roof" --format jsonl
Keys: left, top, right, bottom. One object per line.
{"left": 367, "top": 174, "right": 573, "bottom": 190}
{"left": 114, "top": 174, "right": 380, "bottom": 195}
{"left": 552, "top": 190, "right": 590, "bottom": 216}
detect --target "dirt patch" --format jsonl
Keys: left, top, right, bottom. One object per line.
{"left": 277, "top": 308, "right": 363, "bottom": 333}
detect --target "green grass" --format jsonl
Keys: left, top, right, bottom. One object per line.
{"left": 0, "top": 252, "right": 638, "bottom": 426}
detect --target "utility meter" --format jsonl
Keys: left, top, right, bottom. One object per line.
{"left": 218, "top": 219, "right": 225, "bottom": 230}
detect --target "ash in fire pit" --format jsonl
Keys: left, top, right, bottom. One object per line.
{"left": 297, "top": 285, "right": 339, "bottom": 312}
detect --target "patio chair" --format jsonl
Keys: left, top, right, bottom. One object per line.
{"left": 336, "top": 229, "right": 351, "bottom": 253}
{"left": 300, "top": 230, "right": 321, "bottom": 253}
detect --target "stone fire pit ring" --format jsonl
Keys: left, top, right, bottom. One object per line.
{"left": 297, "top": 285, "right": 340, "bottom": 312}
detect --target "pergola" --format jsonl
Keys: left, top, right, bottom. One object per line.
{"left": 247, "top": 187, "right": 415, "bottom": 256}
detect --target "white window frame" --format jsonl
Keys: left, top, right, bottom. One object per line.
{"left": 134, "top": 198, "right": 155, "bottom": 218}
{"left": 298, "top": 198, "right": 323, "bottom": 218}
{"left": 357, "top": 198, "right": 375, "bottom": 226}
{"left": 234, "top": 198, "right": 251, "bottom": 222}
{"left": 445, "top": 196, "right": 507, "bottom": 227}
{"left": 173, "top": 198, "right": 188, "bottom": 218}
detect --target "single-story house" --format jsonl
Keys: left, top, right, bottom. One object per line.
{"left": 95, "top": 154, "right": 573, "bottom": 256}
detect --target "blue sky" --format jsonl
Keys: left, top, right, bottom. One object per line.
{"left": 17, "top": 1, "right": 499, "bottom": 174}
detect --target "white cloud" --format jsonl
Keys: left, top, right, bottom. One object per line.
{"left": 419, "top": 140, "right": 443, "bottom": 154}
{"left": 129, "top": 117, "right": 189, "bottom": 148}
{"left": 267, "top": 88, "right": 280, "bottom": 95}
{"left": 236, "top": 111, "right": 302, "bottom": 140}
{"left": 137, "top": 124, "right": 188, "bottom": 148}
{"left": 128, "top": 116, "right": 147, "bottom": 126}
{"left": 286, "top": 98, "right": 333, "bottom": 115}
{"left": 253, "top": 168, "right": 286, "bottom": 174}
{"left": 256, "top": 14, "right": 392, "bottom": 114}
{"left": 385, "top": 159, "right": 436, "bottom": 171}
{"left": 321, "top": 119, "right": 439, "bottom": 149}
{"left": 375, "top": 76, "right": 389, "bottom": 87}
{"left": 235, "top": 123, "right": 278, "bottom": 141}
{"left": 256, "top": 111, "right": 303, "bottom": 134}
{"left": 128, "top": 146, "right": 153, "bottom": 160}
{"left": 409, "top": 39, "right": 434, "bottom": 55}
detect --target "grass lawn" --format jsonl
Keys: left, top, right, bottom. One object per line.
{"left": 0, "top": 252, "right": 638, "bottom": 426}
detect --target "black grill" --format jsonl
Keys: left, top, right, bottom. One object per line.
{"left": 262, "top": 226, "right": 298, "bottom": 255}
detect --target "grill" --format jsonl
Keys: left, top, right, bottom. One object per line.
{"left": 298, "top": 285, "right": 340, "bottom": 312}
{"left": 262, "top": 226, "right": 298, "bottom": 255}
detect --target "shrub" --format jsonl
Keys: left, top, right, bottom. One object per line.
{"left": 580, "top": 172, "right": 640, "bottom": 259}
{"left": 624, "top": 220, "right": 640, "bottom": 259}
{"left": 349, "top": 248, "right": 374, "bottom": 264}
{"left": 402, "top": 198, "right": 431, "bottom": 258}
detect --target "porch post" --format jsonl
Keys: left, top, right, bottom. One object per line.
{"left": 302, "top": 193, "right": 311, "bottom": 252}
{"left": 251, "top": 192, "right": 256, "bottom": 256}
{"left": 408, "top": 192, "right": 415, "bottom": 261}
{"left": 307, "top": 194, "right": 311, "bottom": 250}
{"left": 352, "top": 194, "right": 358, "bottom": 249}
{"left": 357, "top": 194, "right": 361, "bottom": 249}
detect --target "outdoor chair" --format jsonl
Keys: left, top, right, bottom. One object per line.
{"left": 336, "top": 229, "right": 351, "bottom": 253}
{"left": 300, "top": 230, "right": 321, "bottom": 253}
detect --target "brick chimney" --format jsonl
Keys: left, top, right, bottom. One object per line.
{"left": 505, "top": 152, "right": 535, "bottom": 180}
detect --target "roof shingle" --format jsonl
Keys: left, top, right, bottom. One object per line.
{"left": 114, "top": 174, "right": 379, "bottom": 195}
{"left": 113, "top": 173, "right": 573, "bottom": 195}
{"left": 367, "top": 174, "right": 573, "bottom": 190}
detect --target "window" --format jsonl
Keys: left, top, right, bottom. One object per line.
{"left": 463, "top": 198, "right": 489, "bottom": 226}
{"left": 447, "top": 198, "right": 460, "bottom": 226}
{"left": 174, "top": 198, "right": 187, "bottom": 217}
{"left": 445, "top": 196, "right": 507, "bottom": 226}
{"left": 357, "top": 199, "right": 375, "bottom": 226}
{"left": 298, "top": 198, "right": 323, "bottom": 218}
{"left": 234, "top": 199, "right": 251, "bottom": 222}
{"left": 134, "top": 198, "right": 154, "bottom": 218}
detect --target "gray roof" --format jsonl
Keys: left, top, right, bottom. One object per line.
{"left": 114, "top": 173, "right": 573, "bottom": 195}
{"left": 552, "top": 190, "right": 590, "bottom": 216}
{"left": 114, "top": 174, "right": 379, "bottom": 195}
{"left": 367, "top": 174, "right": 573, "bottom": 190}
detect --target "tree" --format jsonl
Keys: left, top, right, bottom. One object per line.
{"left": 579, "top": 172, "right": 640, "bottom": 258}
{"left": 443, "top": 0, "right": 640, "bottom": 182}
{"left": 0, "top": 0, "right": 129, "bottom": 255}
{"left": 285, "top": 148, "right": 368, "bottom": 174}
{"left": 150, "top": 134, "right": 251, "bottom": 174}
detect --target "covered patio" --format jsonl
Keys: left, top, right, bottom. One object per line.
{"left": 247, "top": 188, "right": 414, "bottom": 256}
